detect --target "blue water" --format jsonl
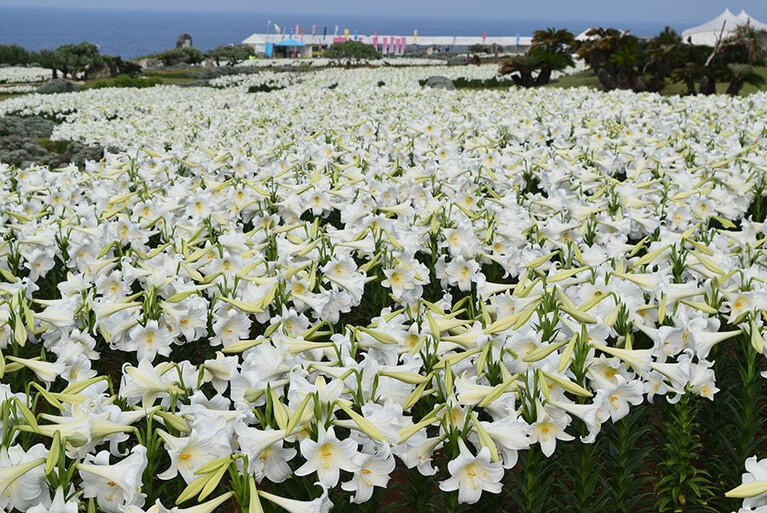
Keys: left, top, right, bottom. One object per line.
{"left": 0, "top": 6, "right": 688, "bottom": 60}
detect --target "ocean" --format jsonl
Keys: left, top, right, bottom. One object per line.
{"left": 0, "top": 6, "right": 688, "bottom": 60}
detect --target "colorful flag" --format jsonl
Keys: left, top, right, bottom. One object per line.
{"left": 334, "top": 25, "right": 339, "bottom": 36}
{"left": 482, "top": 31, "right": 487, "bottom": 42}
{"left": 274, "top": 24, "right": 281, "bottom": 34}
{"left": 344, "top": 28, "right": 349, "bottom": 40}
{"left": 413, "top": 29, "right": 418, "bottom": 42}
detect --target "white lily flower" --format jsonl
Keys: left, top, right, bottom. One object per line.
{"left": 439, "top": 440, "right": 503, "bottom": 504}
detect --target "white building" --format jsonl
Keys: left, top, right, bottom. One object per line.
{"left": 242, "top": 32, "right": 532, "bottom": 57}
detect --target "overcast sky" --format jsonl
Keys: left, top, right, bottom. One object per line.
{"left": 2, "top": 0, "right": 767, "bottom": 23}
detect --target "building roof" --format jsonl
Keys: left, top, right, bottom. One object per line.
{"left": 275, "top": 38, "right": 306, "bottom": 47}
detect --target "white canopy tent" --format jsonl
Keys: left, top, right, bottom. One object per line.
{"left": 681, "top": 9, "right": 767, "bottom": 46}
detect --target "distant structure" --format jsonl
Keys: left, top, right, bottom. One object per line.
{"left": 176, "top": 33, "right": 193, "bottom": 48}
{"left": 242, "top": 32, "right": 532, "bottom": 58}
{"left": 681, "top": 9, "right": 767, "bottom": 46}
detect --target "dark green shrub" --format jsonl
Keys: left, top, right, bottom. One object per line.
{"left": 113, "top": 74, "right": 162, "bottom": 88}
{"left": 469, "top": 44, "right": 490, "bottom": 54}
{"left": 92, "top": 75, "right": 161, "bottom": 89}
{"left": 452, "top": 76, "right": 516, "bottom": 89}
{"left": 0, "top": 115, "right": 104, "bottom": 168}
{"left": 37, "top": 78, "right": 81, "bottom": 94}
{"left": 247, "top": 83, "right": 284, "bottom": 93}
{"left": 157, "top": 47, "right": 205, "bottom": 67}
{"left": 326, "top": 40, "right": 382, "bottom": 65}
{"left": 194, "top": 66, "right": 260, "bottom": 79}
{"left": 0, "top": 44, "right": 32, "bottom": 65}
{"left": 102, "top": 55, "right": 143, "bottom": 78}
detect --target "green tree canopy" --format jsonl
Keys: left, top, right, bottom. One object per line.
{"left": 325, "top": 40, "right": 382, "bottom": 66}
{"left": 0, "top": 44, "right": 32, "bottom": 66}
{"left": 52, "top": 42, "right": 104, "bottom": 79}
{"left": 207, "top": 44, "right": 256, "bottom": 67}
{"left": 573, "top": 28, "right": 644, "bottom": 91}
{"left": 157, "top": 47, "right": 206, "bottom": 67}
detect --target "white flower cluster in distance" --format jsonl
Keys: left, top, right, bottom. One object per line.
{"left": 0, "top": 66, "right": 53, "bottom": 84}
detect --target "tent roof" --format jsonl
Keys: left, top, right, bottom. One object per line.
{"left": 737, "top": 9, "right": 767, "bottom": 32}
{"left": 681, "top": 8, "right": 767, "bottom": 46}
{"left": 275, "top": 38, "right": 306, "bottom": 47}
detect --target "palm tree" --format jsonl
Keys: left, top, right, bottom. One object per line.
{"left": 716, "top": 25, "right": 767, "bottom": 95}
{"left": 576, "top": 28, "right": 646, "bottom": 91}
{"left": 498, "top": 27, "right": 575, "bottom": 87}
{"left": 498, "top": 54, "right": 542, "bottom": 87}
{"left": 670, "top": 62, "right": 705, "bottom": 95}
{"left": 643, "top": 27, "right": 685, "bottom": 92}
{"left": 723, "top": 63, "right": 765, "bottom": 95}
{"left": 529, "top": 27, "right": 576, "bottom": 86}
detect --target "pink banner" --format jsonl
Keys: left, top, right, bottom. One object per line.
{"left": 372, "top": 35, "right": 378, "bottom": 49}
{"left": 383, "top": 37, "right": 388, "bottom": 54}
{"left": 333, "top": 36, "right": 345, "bottom": 43}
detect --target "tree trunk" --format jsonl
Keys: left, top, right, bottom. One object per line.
{"left": 699, "top": 75, "right": 716, "bottom": 95}
{"left": 534, "top": 66, "right": 553, "bottom": 86}
{"left": 726, "top": 78, "right": 744, "bottom": 95}
{"left": 685, "top": 78, "right": 696, "bottom": 95}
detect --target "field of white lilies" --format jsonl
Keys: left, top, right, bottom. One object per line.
{"left": 1, "top": 64, "right": 767, "bottom": 513}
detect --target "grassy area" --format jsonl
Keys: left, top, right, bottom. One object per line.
{"left": 547, "top": 70, "right": 604, "bottom": 90}
{"left": 141, "top": 67, "right": 200, "bottom": 85}
{"left": 77, "top": 68, "right": 200, "bottom": 88}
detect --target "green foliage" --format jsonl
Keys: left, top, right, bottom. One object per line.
{"left": 468, "top": 44, "right": 490, "bottom": 54}
{"left": 326, "top": 40, "right": 382, "bottom": 65}
{"left": 0, "top": 114, "right": 104, "bottom": 168}
{"left": 247, "top": 83, "right": 286, "bottom": 93}
{"left": 207, "top": 44, "right": 256, "bottom": 67}
{"left": 157, "top": 47, "right": 206, "bottom": 67}
{"left": 601, "top": 405, "right": 653, "bottom": 512}
{"left": 34, "top": 48, "right": 58, "bottom": 72}
{"left": 698, "top": 335, "right": 767, "bottom": 512}
{"left": 511, "top": 445, "right": 557, "bottom": 513}
{"left": 102, "top": 55, "right": 143, "bottom": 78}
{"left": 52, "top": 41, "right": 104, "bottom": 79}
{"left": 573, "top": 28, "right": 645, "bottom": 91}
{"left": 643, "top": 27, "right": 686, "bottom": 92}
{"left": 498, "top": 27, "right": 575, "bottom": 87}
{"left": 576, "top": 23, "right": 767, "bottom": 95}
{"left": 451, "top": 76, "right": 515, "bottom": 89}
{"left": 36, "top": 78, "right": 81, "bottom": 94}
{"left": 654, "top": 393, "right": 716, "bottom": 513}
{"left": 93, "top": 74, "right": 162, "bottom": 89}
{"left": 0, "top": 44, "right": 32, "bottom": 65}
{"left": 498, "top": 54, "right": 544, "bottom": 87}
{"left": 193, "top": 66, "right": 260, "bottom": 80}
